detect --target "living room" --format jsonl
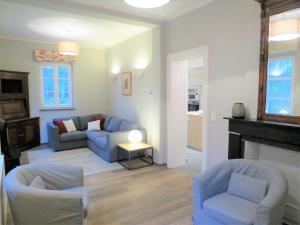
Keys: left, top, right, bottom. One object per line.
{"left": 1, "top": 0, "right": 300, "bottom": 225}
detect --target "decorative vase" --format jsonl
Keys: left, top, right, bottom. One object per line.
{"left": 232, "top": 103, "right": 245, "bottom": 119}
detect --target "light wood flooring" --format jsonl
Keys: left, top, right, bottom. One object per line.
{"left": 85, "top": 165, "right": 193, "bottom": 225}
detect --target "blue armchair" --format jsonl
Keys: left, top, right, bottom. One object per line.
{"left": 192, "top": 159, "right": 288, "bottom": 225}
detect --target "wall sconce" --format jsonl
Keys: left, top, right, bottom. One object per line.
{"left": 133, "top": 59, "right": 148, "bottom": 77}
{"left": 111, "top": 64, "right": 121, "bottom": 80}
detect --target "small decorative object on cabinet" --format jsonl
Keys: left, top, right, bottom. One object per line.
{"left": 232, "top": 103, "right": 245, "bottom": 119}
{"left": 0, "top": 70, "right": 40, "bottom": 173}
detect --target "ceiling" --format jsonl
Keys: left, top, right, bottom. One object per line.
{"left": 65, "top": 0, "right": 215, "bottom": 21}
{"left": 0, "top": 0, "right": 215, "bottom": 49}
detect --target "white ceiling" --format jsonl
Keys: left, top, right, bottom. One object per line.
{"left": 0, "top": 0, "right": 214, "bottom": 49}
{"left": 65, "top": 0, "right": 215, "bottom": 21}
{"left": 0, "top": 1, "right": 151, "bottom": 49}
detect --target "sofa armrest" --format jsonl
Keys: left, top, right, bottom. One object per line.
{"left": 47, "top": 122, "right": 60, "bottom": 149}
{"left": 192, "top": 163, "right": 232, "bottom": 210}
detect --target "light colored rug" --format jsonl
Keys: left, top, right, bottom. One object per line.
{"left": 21, "top": 147, "right": 123, "bottom": 176}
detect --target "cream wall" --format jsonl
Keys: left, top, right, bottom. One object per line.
{"left": 164, "top": 0, "right": 300, "bottom": 222}
{"left": 105, "top": 28, "right": 163, "bottom": 163}
{"left": 0, "top": 38, "right": 107, "bottom": 143}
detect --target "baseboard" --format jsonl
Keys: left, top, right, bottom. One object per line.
{"left": 284, "top": 203, "right": 300, "bottom": 225}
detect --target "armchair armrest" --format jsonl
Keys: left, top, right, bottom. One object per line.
{"left": 47, "top": 122, "right": 59, "bottom": 148}
{"left": 254, "top": 175, "right": 288, "bottom": 225}
{"left": 13, "top": 188, "right": 84, "bottom": 225}
{"left": 192, "top": 163, "right": 232, "bottom": 210}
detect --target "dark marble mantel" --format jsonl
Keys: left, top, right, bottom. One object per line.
{"left": 224, "top": 117, "right": 300, "bottom": 159}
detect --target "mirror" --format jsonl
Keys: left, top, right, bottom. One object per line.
{"left": 258, "top": 1, "right": 300, "bottom": 125}
{"left": 267, "top": 9, "right": 300, "bottom": 116}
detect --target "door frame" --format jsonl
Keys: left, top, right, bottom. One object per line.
{"left": 166, "top": 46, "right": 209, "bottom": 170}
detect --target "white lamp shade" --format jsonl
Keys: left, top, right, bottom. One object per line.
{"left": 58, "top": 41, "right": 80, "bottom": 56}
{"left": 128, "top": 130, "right": 143, "bottom": 143}
{"left": 269, "top": 19, "right": 300, "bottom": 41}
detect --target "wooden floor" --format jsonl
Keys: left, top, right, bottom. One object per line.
{"left": 85, "top": 165, "right": 193, "bottom": 225}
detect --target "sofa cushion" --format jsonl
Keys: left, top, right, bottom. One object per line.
{"left": 228, "top": 172, "right": 269, "bottom": 203}
{"left": 60, "top": 131, "right": 86, "bottom": 142}
{"left": 203, "top": 193, "right": 258, "bottom": 225}
{"left": 104, "top": 116, "right": 111, "bottom": 130}
{"left": 63, "top": 119, "right": 77, "bottom": 133}
{"left": 53, "top": 119, "right": 67, "bottom": 134}
{"left": 87, "top": 120, "right": 101, "bottom": 131}
{"left": 119, "top": 120, "right": 138, "bottom": 131}
{"left": 86, "top": 130, "right": 108, "bottom": 149}
{"left": 91, "top": 116, "right": 105, "bottom": 130}
{"left": 106, "top": 117, "right": 122, "bottom": 132}
{"left": 79, "top": 114, "right": 103, "bottom": 131}
{"left": 30, "top": 176, "right": 46, "bottom": 189}
{"left": 64, "top": 186, "right": 88, "bottom": 218}
{"left": 53, "top": 116, "right": 80, "bottom": 130}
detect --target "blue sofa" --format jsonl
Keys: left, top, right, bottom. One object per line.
{"left": 47, "top": 114, "right": 146, "bottom": 162}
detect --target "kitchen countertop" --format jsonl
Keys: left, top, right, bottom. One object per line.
{"left": 188, "top": 111, "right": 203, "bottom": 116}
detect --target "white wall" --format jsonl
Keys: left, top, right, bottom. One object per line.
{"left": 105, "top": 28, "right": 163, "bottom": 163}
{"left": 0, "top": 38, "right": 107, "bottom": 143}
{"left": 165, "top": 0, "right": 300, "bottom": 222}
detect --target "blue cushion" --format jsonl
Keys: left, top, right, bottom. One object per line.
{"left": 227, "top": 172, "right": 268, "bottom": 203}
{"left": 119, "top": 120, "right": 138, "bottom": 131}
{"left": 203, "top": 193, "right": 258, "bottom": 225}
{"left": 59, "top": 131, "right": 86, "bottom": 142}
{"left": 106, "top": 117, "right": 122, "bottom": 132}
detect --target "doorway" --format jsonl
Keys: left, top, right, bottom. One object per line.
{"left": 166, "top": 46, "right": 208, "bottom": 174}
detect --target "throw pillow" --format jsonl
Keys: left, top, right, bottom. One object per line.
{"left": 92, "top": 116, "right": 105, "bottom": 130}
{"left": 63, "top": 119, "right": 77, "bottom": 133}
{"left": 87, "top": 120, "right": 101, "bottom": 131}
{"left": 53, "top": 119, "right": 67, "bottom": 134}
{"left": 30, "top": 176, "right": 46, "bottom": 189}
{"left": 227, "top": 172, "right": 269, "bottom": 203}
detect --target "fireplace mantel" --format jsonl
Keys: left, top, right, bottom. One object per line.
{"left": 224, "top": 117, "right": 300, "bottom": 159}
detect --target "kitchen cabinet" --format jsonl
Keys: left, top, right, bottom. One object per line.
{"left": 187, "top": 114, "right": 202, "bottom": 150}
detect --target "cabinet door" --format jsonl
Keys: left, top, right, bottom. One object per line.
{"left": 20, "top": 120, "right": 40, "bottom": 147}
{"left": 7, "top": 127, "right": 19, "bottom": 149}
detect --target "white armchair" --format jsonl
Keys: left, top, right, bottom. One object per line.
{"left": 5, "top": 163, "right": 88, "bottom": 225}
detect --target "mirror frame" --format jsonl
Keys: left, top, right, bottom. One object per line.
{"left": 258, "top": 0, "right": 300, "bottom": 124}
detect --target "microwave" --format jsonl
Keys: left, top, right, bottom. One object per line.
{"left": 188, "top": 93, "right": 199, "bottom": 100}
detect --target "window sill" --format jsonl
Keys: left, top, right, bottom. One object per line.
{"left": 40, "top": 107, "right": 75, "bottom": 111}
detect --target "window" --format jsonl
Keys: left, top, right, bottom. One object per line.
{"left": 266, "top": 56, "right": 294, "bottom": 115}
{"left": 41, "top": 63, "right": 73, "bottom": 109}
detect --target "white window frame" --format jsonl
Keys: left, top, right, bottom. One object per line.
{"left": 40, "top": 62, "right": 74, "bottom": 110}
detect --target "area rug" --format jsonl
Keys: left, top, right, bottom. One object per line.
{"left": 21, "top": 147, "right": 123, "bottom": 176}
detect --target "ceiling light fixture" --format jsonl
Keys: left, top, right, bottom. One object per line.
{"left": 269, "top": 19, "right": 300, "bottom": 42}
{"left": 58, "top": 41, "right": 80, "bottom": 56}
{"left": 124, "top": 0, "right": 170, "bottom": 8}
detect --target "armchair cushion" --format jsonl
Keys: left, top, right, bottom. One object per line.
{"left": 228, "top": 172, "right": 269, "bottom": 203}
{"left": 203, "top": 193, "right": 258, "bottom": 225}
{"left": 30, "top": 176, "right": 46, "bottom": 189}
{"left": 60, "top": 131, "right": 86, "bottom": 142}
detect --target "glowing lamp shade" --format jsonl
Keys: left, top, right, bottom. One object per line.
{"left": 269, "top": 19, "right": 300, "bottom": 42}
{"left": 58, "top": 41, "right": 80, "bottom": 56}
{"left": 128, "top": 130, "right": 143, "bottom": 143}
{"left": 124, "top": 0, "right": 170, "bottom": 8}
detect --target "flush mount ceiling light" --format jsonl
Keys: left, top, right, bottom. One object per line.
{"left": 124, "top": 0, "right": 170, "bottom": 8}
{"left": 269, "top": 19, "right": 300, "bottom": 42}
{"left": 58, "top": 41, "right": 80, "bottom": 56}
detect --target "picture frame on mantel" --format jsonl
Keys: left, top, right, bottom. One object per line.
{"left": 122, "top": 72, "right": 132, "bottom": 96}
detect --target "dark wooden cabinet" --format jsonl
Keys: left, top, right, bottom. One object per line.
{"left": 0, "top": 70, "right": 40, "bottom": 173}
{"left": 7, "top": 117, "right": 40, "bottom": 152}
